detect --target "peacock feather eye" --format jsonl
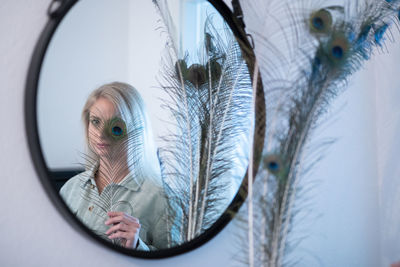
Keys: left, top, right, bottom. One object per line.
{"left": 325, "top": 35, "right": 349, "bottom": 64}
{"left": 105, "top": 118, "right": 127, "bottom": 141}
{"left": 263, "top": 154, "right": 284, "bottom": 175}
{"left": 309, "top": 9, "right": 333, "bottom": 34}
{"left": 188, "top": 63, "right": 207, "bottom": 87}
{"left": 332, "top": 45, "right": 343, "bottom": 59}
{"left": 112, "top": 125, "right": 122, "bottom": 136}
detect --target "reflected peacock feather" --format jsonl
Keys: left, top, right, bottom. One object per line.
{"left": 153, "top": 0, "right": 254, "bottom": 244}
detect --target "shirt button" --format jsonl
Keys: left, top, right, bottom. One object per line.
{"left": 88, "top": 206, "right": 94, "bottom": 211}
{"left": 90, "top": 184, "right": 95, "bottom": 189}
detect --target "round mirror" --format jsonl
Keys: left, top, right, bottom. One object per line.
{"left": 25, "top": 0, "right": 265, "bottom": 258}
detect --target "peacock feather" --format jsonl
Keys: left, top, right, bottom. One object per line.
{"left": 153, "top": 0, "right": 255, "bottom": 245}
{"left": 237, "top": 0, "right": 400, "bottom": 266}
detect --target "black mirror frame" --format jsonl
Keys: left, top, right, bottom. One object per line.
{"left": 25, "top": 0, "right": 265, "bottom": 259}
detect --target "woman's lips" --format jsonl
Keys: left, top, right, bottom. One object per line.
{"left": 97, "top": 143, "right": 110, "bottom": 149}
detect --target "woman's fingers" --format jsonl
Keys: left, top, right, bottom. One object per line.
{"left": 105, "top": 222, "right": 127, "bottom": 235}
{"left": 108, "top": 228, "right": 139, "bottom": 240}
{"left": 105, "top": 221, "right": 140, "bottom": 235}
{"left": 104, "top": 215, "right": 124, "bottom": 225}
{"left": 108, "top": 231, "right": 132, "bottom": 240}
{"left": 107, "top": 228, "right": 140, "bottom": 249}
{"left": 105, "top": 211, "right": 141, "bottom": 249}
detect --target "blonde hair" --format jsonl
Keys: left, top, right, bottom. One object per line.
{"left": 82, "top": 82, "right": 161, "bottom": 182}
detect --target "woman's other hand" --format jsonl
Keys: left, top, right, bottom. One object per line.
{"left": 105, "top": 211, "right": 141, "bottom": 249}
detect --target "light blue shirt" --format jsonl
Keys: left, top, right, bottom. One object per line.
{"left": 60, "top": 164, "right": 171, "bottom": 251}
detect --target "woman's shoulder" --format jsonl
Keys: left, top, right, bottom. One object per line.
{"left": 137, "top": 176, "right": 169, "bottom": 210}
{"left": 141, "top": 175, "right": 165, "bottom": 195}
{"left": 59, "top": 170, "right": 92, "bottom": 197}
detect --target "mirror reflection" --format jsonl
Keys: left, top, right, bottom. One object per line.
{"left": 38, "top": 0, "right": 255, "bottom": 251}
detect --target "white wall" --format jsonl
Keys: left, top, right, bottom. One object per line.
{"left": 374, "top": 30, "right": 400, "bottom": 266}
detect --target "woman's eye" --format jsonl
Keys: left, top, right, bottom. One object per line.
{"left": 91, "top": 119, "right": 100, "bottom": 126}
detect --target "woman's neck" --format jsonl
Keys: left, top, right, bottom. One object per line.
{"left": 95, "top": 158, "right": 130, "bottom": 194}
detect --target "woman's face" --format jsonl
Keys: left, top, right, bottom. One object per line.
{"left": 88, "top": 97, "right": 127, "bottom": 159}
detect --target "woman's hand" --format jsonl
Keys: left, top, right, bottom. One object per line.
{"left": 105, "top": 211, "right": 141, "bottom": 249}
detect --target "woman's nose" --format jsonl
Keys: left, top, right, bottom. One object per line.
{"left": 99, "top": 127, "right": 108, "bottom": 140}
{"left": 91, "top": 124, "right": 106, "bottom": 140}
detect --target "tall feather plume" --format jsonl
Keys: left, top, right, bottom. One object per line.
{"left": 153, "top": 0, "right": 254, "bottom": 245}
{"left": 236, "top": 0, "right": 400, "bottom": 266}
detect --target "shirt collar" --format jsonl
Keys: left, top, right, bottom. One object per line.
{"left": 84, "top": 162, "right": 144, "bottom": 192}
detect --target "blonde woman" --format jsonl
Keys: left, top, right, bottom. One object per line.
{"left": 60, "top": 82, "right": 170, "bottom": 251}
